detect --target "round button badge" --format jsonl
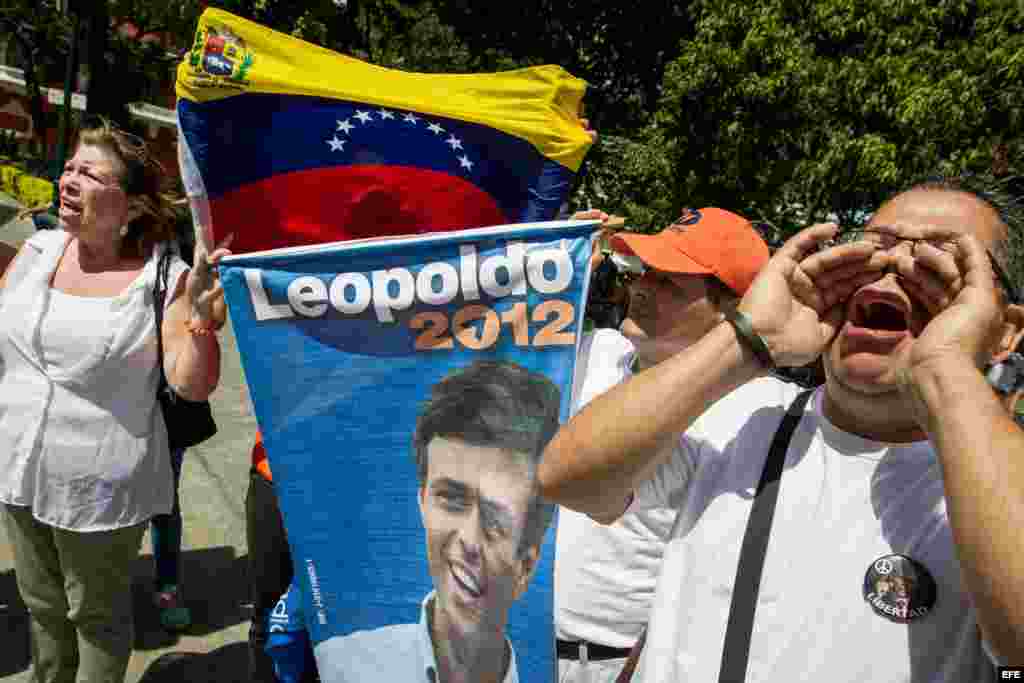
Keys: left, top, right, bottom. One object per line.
{"left": 863, "top": 554, "right": 937, "bottom": 624}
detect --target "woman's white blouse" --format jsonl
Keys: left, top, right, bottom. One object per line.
{"left": 0, "top": 229, "right": 188, "bottom": 531}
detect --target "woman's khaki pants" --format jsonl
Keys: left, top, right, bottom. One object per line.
{"left": 2, "top": 504, "right": 146, "bottom": 683}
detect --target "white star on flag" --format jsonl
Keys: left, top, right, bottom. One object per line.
{"left": 326, "top": 111, "right": 478, "bottom": 174}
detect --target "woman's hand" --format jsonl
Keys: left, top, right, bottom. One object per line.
{"left": 163, "top": 233, "right": 233, "bottom": 401}
{"left": 185, "top": 233, "right": 234, "bottom": 328}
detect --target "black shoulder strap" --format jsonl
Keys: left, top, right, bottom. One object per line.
{"left": 153, "top": 247, "right": 171, "bottom": 395}
{"left": 718, "top": 389, "right": 813, "bottom": 683}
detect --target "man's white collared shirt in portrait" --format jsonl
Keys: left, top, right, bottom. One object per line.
{"left": 315, "top": 591, "right": 519, "bottom": 683}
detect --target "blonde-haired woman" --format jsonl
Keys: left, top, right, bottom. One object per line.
{"left": 0, "top": 119, "right": 229, "bottom": 683}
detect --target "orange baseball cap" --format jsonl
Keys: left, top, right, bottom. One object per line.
{"left": 610, "top": 208, "right": 770, "bottom": 296}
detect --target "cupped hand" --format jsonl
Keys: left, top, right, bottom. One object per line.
{"left": 738, "top": 223, "right": 886, "bottom": 367}
{"left": 186, "top": 233, "right": 234, "bottom": 326}
{"left": 904, "top": 230, "right": 1005, "bottom": 375}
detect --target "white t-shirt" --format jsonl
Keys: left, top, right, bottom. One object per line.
{"left": 631, "top": 377, "right": 996, "bottom": 683}
{"left": 0, "top": 229, "right": 188, "bottom": 531}
{"left": 555, "top": 329, "right": 678, "bottom": 648}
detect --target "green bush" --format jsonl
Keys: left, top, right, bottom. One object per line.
{"left": 0, "top": 163, "right": 54, "bottom": 210}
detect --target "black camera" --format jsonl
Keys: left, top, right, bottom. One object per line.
{"left": 585, "top": 252, "right": 628, "bottom": 330}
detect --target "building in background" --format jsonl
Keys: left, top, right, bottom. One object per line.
{"left": 0, "top": 19, "right": 181, "bottom": 186}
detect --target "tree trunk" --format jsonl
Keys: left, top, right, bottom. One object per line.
{"left": 83, "top": 0, "right": 129, "bottom": 128}
{"left": 21, "top": 55, "right": 48, "bottom": 159}
{"left": 0, "top": 21, "right": 48, "bottom": 158}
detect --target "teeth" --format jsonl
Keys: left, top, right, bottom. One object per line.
{"left": 451, "top": 564, "right": 481, "bottom": 597}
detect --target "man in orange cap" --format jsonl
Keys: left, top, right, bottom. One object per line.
{"left": 556, "top": 208, "right": 770, "bottom": 683}
{"left": 611, "top": 207, "right": 770, "bottom": 365}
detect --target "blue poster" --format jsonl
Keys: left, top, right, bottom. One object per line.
{"left": 220, "top": 219, "right": 598, "bottom": 682}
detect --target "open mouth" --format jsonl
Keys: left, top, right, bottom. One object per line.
{"left": 449, "top": 562, "right": 482, "bottom": 599}
{"left": 851, "top": 301, "right": 909, "bottom": 331}
{"left": 849, "top": 291, "right": 911, "bottom": 334}
{"left": 60, "top": 197, "right": 82, "bottom": 214}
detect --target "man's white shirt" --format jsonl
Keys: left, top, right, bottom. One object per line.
{"left": 314, "top": 591, "right": 519, "bottom": 683}
{"left": 630, "top": 377, "right": 997, "bottom": 683}
{"left": 555, "top": 329, "right": 679, "bottom": 648}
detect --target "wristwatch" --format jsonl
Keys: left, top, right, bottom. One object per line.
{"left": 986, "top": 352, "right": 1024, "bottom": 396}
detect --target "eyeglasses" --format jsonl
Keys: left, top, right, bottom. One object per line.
{"left": 830, "top": 227, "right": 1020, "bottom": 305}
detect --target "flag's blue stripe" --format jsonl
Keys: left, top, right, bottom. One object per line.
{"left": 178, "top": 95, "right": 575, "bottom": 222}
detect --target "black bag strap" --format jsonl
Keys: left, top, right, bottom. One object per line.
{"left": 718, "top": 389, "right": 813, "bottom": 683}
{"left": 153, "top": 246, "right": 173, "bottom": 399}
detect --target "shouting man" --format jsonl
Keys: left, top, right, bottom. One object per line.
{"left": 540, "top": 179, "right": 1024, "bottom": 681}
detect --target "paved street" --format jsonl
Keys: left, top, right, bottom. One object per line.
{"left": 0, "top": 194, "right": 258, "bottom": 682}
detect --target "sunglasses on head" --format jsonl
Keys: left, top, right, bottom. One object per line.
{"left": 609, "top": 253, "right": 647, "bottom": 279}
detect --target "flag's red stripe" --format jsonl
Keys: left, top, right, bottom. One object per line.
{"left": 209, "top": 165, "right": 510, "bottom": 254}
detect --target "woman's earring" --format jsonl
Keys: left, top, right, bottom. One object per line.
{"left": 119, "top": 224, "right": 129, "bottom": 238}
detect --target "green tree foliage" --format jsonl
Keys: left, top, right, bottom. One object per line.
{"left": 430, "top": 0, "right": 693, "bottom": 133}
{"left": 203, "top": 0, "right": 476, "bottom": 71}
{"left": 0, "top": 0, "right": 72, "bottom": 152}
{"left": 10, "top": 0, "right": 1020, "bottom": 251}
{"left": 653, "top": 0, "right": 1024, "bottom": 238}
{"left": 423, "top": 1, "right": 695, "bottom": 229}
{"left": 104, "top": 0, "right": 207, "bottom": 104}
{"left": 573, "top": 133, "right": 675, "bottom": 231}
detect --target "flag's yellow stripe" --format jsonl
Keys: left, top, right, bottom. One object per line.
{"left": 176, "top": 8, "right": 592, "bottom": 171}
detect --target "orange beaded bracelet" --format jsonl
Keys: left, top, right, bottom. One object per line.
{"left": 186, "top": 319, "right": 221, "bottom": 336}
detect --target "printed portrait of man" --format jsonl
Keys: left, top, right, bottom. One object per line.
{"left": 316, "top": 359, "right": 561, "bottom": 683}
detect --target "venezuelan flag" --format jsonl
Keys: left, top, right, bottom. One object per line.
{"left": 175, "top": 8, "right": 593, "bottom": 254}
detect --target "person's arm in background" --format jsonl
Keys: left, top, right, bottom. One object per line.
{"left": 538, "top": 224, "right": 886, "bottom": 523}
{"left": 901, "top": 234, "right": 1024, "bottom": 663}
